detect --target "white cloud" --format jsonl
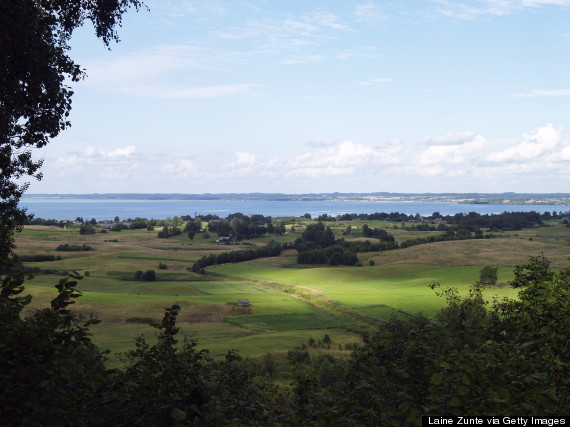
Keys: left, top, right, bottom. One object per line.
{"left": 409, "top": 133, "right": 486, "bottom": 176}
{"left": 512, "top": 89, "right": 570, "bottom": 98}
{"left": 213, "top": 141, "right": 401, "bottom": 181}
{"left": 354, "top": 2, "right": 386, "bottom": 23}
{"left": 281, "top": 55, "right": 325, "bottom": 65}
{"left": 84, "top": 145, "right": 137, "bottom": 159}
{"left": 486, "top": 123, "right": 563, "bottom": 162}
{"left": 82, "top": 44, "right": 263, "bottom": 99}
{"left": 162, "top": 159, "right": 198, "bottom": 178}
{"left": 434, "top": 0, "right": 570, "bottom": 19}
{"left": 39, "top": 126, "right": 569, "bottom": 192}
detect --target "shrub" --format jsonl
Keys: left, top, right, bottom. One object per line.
{"left": 142, "top": 270, "right": 156, "bottom": 281}
{"left": 56, "top": 244, "right": 93, "bottom": 252}
{"left": 79, "top": 224, "right": 96, "bottom": 235}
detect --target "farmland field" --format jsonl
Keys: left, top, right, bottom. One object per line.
{"left": 13, "top": 218, "right": 570, "bottom": 369}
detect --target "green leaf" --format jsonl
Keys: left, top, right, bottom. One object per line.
{"left": 430, "top": 372, "right": 443, "bottom": 386}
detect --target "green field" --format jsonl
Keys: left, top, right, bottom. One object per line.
{"left": 14, "top": 219, "right": 570, "bottom": 366}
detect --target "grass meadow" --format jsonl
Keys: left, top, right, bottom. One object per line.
{"left": 14, "top": 219, "right": 570, "bottom": 369}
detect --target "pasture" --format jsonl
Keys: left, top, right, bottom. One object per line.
{"left": 13, "top": 219, "right": 570, "bottom": 369}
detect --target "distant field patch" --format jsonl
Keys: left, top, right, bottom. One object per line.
{"left": 355, "top": 305, "right": 411, "bottom": 321}
{"left": 116, "top": 253, "right": 193, "bottom": 263}
{"left": 192, "top": 281, "right": 277, "bottom": 295}
{"left": 225, "top": 312, "right": 350, "bottom": 331}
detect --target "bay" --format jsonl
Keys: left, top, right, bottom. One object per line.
{"left": 18, "top": 198, "right": 570, "bottom": 221}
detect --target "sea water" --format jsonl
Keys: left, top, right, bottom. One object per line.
{"left": 18, "top": 198, "right": 570, "bottom": 221}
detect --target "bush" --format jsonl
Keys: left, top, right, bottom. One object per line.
{"left": 79, "top": 224, "right": 96, "bottom": 235}
{"left": 142, "top": 270, "right": 156, "bottom": 281}
{"left": 56, "top": 244, "right": 93, "bottom": 252}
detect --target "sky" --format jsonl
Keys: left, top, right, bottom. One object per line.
{"left": 27, "top": 0, "right": 570, "bottom": 194}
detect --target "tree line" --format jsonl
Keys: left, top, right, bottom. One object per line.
{"left": 191, "top": 241, "right": 282, "bottom": 273}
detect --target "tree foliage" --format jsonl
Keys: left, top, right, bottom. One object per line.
{"left": 0, "top": 0, "right": 145, "bottom": 271}
{"left": 479, "top": 265, "right": 499, "bottom": 285}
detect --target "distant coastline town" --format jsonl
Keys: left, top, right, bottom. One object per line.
{"left": 21, "top": 192, "right": 570, "bottom": 205}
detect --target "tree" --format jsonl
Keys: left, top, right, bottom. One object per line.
{"left": 0, "top": 0, "right": 145, "bottom": 271}
{"left": 79, "top": 223, "right": 96, "bottom": 235}
{"left": 479, "top": 266, "right": 498, "bottom": 285}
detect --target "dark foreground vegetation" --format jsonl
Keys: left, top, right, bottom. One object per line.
{"left": 1, "top": 256, "right": 568, "bottom": 425}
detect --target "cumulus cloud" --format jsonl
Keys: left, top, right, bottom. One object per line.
{"left": 162, "top": 159, "right": 198, "bottom": 178}
{"left": 409, "top": 133, "right": 486, "bottom": 176}
{"left": 486, "top": 123, "right": 563, "bottom": 162}
{"left": 40, "top": 125, "right": 569, "bottom": 192}
{"left": 85, "top": 145, "right": 137, "bottom": 158}
{"left": 215, "top": 141, "right": 401, "bottom": 181}
{"left": 49, "top": 145, "right": 139, "bottom": 180}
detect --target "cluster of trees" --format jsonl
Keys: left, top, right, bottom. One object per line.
{"left": 295, "top": 222, "right": 398, "bottom": 266}
{"left": 134, "top": 270, "right": 156, "bottom": 281}
{"left": 185, "top": 218, "right": 202, "bottom": 240}
{"left": 361, "top": 224, "right": 396, "bottom": 241}
{"left": 297, "top": 245, "right": 358, "bottom": 266}
{"left": 158, "top": 225, "right": 182, "bottom": 239}
{"left": 331, "top": 210, "right": 569, "bottom": 231}
{"left": 55, "top": 244, "right": 93, "bottom": 252}
{"left": 24, "top": 217, "right": 65, "bottom": 227}
{"left": 79, "top": 223, "right": 96, "bottom": 235}
{"left": 444, "top": 211, "right": 545, "bottom": 231}
{"left": 191, "top": 241, "right": 282, "bottom": 273}
{"left": 295, "top": 222, "right": 357, "bottom": 266}
{"left": 207, "top": 213, "right": 284, "bottom": 242}
{"left": 1, "top": 258, "right": 568, "bottom": 425}
{"left": 337, "top": 212, "right": 418, "bottom": 222}
{"left": 398, "top": 229, "right": 493, "bottom": 249}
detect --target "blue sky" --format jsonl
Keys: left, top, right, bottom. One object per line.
{"left": 28, "top": 0, "right": 570, "bottom": 194}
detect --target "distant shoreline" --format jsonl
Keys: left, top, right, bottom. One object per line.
{"left": 21, "top": 192, "right": 570, "bottom": 205}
